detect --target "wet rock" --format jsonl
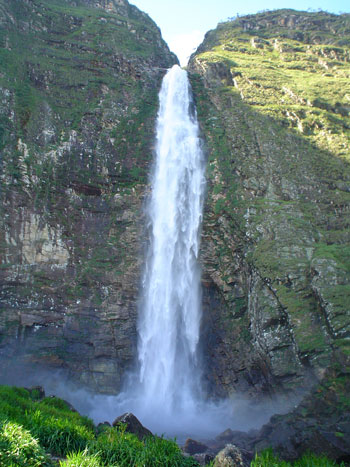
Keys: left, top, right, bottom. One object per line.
{"left": 230, "top": 370, "right": 350, "bottom": 462}
{"left": 215, "top": 429, "right": 236, "bottom": 443}
{"left": 214, "top": 429, "right": 255, "bottom": 451}
{"left": 189, "top": 8, "right": 350, "bottom": 408}
{"left": 183, "top": 438, "right": 209, "bottom": 455}
{"left": 112, "top": 412, "right": 152, "bottom": 440}
{"left": 204, "top": 379, "right": 350, "bottom": 464}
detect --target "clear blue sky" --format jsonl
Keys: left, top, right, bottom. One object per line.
{"left": 130, "top": 0, "right": 350, "bottom": 64}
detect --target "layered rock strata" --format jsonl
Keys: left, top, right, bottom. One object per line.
{"left": 189, "top": 9, "right": 350, "bottom": 399}
{"left": 0, "top": 0, "right": 176, "bottom": 392}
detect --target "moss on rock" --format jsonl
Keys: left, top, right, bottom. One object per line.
{"left": 189, "top": 9, "right": 350, "bottom": 397}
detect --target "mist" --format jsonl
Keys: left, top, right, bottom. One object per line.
{"left": 0, "top": 360, "right": 303, "bottom": 442}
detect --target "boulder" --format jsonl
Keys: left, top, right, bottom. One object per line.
{"left": 112, "top": 412, "right": 152, "bottom": 440}
{"left": 183, "top": 438, "right": 209, "bottom": 455}
{"left": 215, "top": 429, "right": 236, "bottom": 444}
{"left": 214, "top": 429, "right": 255, "bottom": 451}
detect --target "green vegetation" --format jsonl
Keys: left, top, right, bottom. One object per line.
{"left": 194, "top": 10, "right": 350, "bottom": 162}
{"left": 0, "top": 385, "right": 199, "bottom": 466}
{"left": 0, "top": 0, "right": 173, "bottom": 201}
{"left": 315, "top": 373, "right": 350, "bottom": 410}
{"left": 0, "top": 419, "right": 49, "bottom": 466}
{"left": 0, "top": 386, "right": 94, "bottom": 458}
{"left": 252, "top": 448, "right": 346, "bottom": 466}
{"left": 89, "top": 426, "right": 199, "bottom": 467}
{"left": 60, "top": 450, "right": 102, "bottom": 467}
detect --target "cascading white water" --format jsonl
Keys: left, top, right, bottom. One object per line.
{"left": 86, "top": 64, "right": 249, "bottom": 439}
{"left": 137, "top": 64, "right": 206, "bottom": 417}
{"left": 84, "top": 65, "right": 283, "bottom": 438}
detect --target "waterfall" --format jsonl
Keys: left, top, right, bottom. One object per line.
{"left": 137, "top": 64, "right": 206, "bottom": 416}
{"left": 89, "top": 65, "right": 235, "bottom": 438}
{"left": 75, "top": 66, "right": 289, "bottom": 438}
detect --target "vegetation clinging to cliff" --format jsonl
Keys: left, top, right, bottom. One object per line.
{"left": 189, "top": 9, "right": 350, "bottom": 395}
{"left": 196, "top": 9, "right": 350, "bottom": 161}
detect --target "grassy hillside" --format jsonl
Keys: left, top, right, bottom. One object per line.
{"left": 195, "top": 9, "right": 350, "bottom": 160}
{"left": 0, "top": 385, "right": 198, "bottom": 466}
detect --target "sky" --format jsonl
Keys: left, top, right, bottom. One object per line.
{"left": 130, "top": 0, "right": 350, "bottom": 65}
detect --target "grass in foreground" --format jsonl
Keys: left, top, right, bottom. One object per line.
{"left": 0, "top": 385, "right": 198, "bottom": 466}
{"left": 252, "top": 448, "right": 346, "bottom": 466}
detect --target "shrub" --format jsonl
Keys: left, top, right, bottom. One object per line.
{"left": 0, "top": 386, "right": 95, "bottom": 458}
{"left": 0, "top": 419, "right": 50, "bottom": 467}
{"left": 138, "top": 435, "right": 200, "bottom": 466}
{"left": 26, "top": 409, "right": 95, "bottom": 457}
{"left": 0, "top": 386, "right": 32, "bottom": 423}
{"left": 38, "top": 397, "right": 95, "bottom": 432}
{"left": 59, "top": 449, "right": 103, "bottom": 467}
{"left": 92, "top": 425, "right": 143, "bottom": 466}
{"left": 91, "top": 425, "right": 199, "bottom": 467}
{"left": 251, "top": 449, "right": 290, "bottom": 467}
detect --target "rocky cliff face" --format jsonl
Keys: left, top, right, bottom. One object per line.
{"left": 189, "top": 10, "right": 350, "bottom": 400}
{"left": 0, "top": 0, "right": 176, "bottom": 392}
{"left": 1, "top": 3, "right": 349, "bottom": 424}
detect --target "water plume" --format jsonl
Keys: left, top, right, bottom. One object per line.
{"left": 136, "top": 64, "right": 206, "bottom": 417}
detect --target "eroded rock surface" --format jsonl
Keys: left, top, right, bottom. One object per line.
{"left": 0, "top": 0, "right": 176, "bottom": 391}
{"left": 189, "top": 9, "right": 350, "bottom": 400}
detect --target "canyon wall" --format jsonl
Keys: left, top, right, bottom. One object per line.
{"left": 0, "top": 0, "right": 176, "bottom": 392}
{"left": 1, "top": 4, "right": 349, "bottom": 412}
{"left": 189, "top": 9, "right": 350, "bottom": 401}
